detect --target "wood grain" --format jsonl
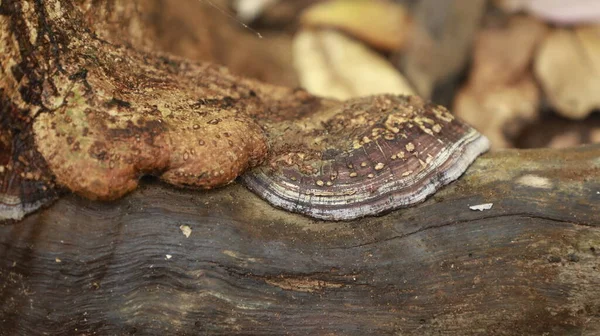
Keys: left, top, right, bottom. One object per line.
{"left": 1, "top": 145, "right": 599, "bottom": 335}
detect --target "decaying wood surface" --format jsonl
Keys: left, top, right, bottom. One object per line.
{"left": 1, "top": 144, "right": 599, "bottom": 335}
{"left": 1, "top": 0, "right": 600, "bottom": 334}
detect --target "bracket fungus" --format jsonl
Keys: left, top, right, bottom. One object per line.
{"left": 0, "top": 0, "right": 488, "bottom": 222}
{"left": 0, "top": 112, "right": 59, "bottom": 222}
{"left": 242, "top": 95, "right": 490, "bottom": 221}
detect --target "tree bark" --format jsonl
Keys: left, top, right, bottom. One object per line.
{"left": 1, "top": 145, "right": 599, "bottom": 335}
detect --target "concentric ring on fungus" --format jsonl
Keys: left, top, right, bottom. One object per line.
{"left": 242, "top": 95, "right": 490, "bottom": 221}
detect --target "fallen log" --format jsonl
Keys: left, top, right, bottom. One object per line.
{"left": 1, "top": 0, "right": 600, "bottom": 334}
{"left": 1, "top": 144, "right": 599, "bottom": 335}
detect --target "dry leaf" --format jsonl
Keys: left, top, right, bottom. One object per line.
{"left": 469, "top": 17, "right": 548, "bottom": 89}
{"left": 300, "top": 0, "right": 412, "bottom": 51}
{"left": 495, "top": 0, "right": 600, "bottom": 24}
{"left": 454, "top": 17, "right": 547, "bottom": 148}
{"left": 535, "top": 25, "right": 600, "bottom": 120}
{"left": 399, "top": 0, "right": 486, "bottom": 98}
{"left": 293, "top": 29, "right": 414, "bottom": 100}
{"left": 455, "top": 76, "right": 539, "bottom": 148}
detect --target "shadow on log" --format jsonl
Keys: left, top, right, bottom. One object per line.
{"left": 1, "top": 144, "right": 599, "bottom": 335}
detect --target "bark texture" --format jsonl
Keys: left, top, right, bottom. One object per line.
{"left": 0, "top": 145, "right": 599, "bottom": 335}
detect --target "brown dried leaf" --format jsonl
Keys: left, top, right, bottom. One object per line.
{"left": 455, "top": 76, "right": 540, "bottom": 148}
{"left": 535, "top": 25, "right": 600, "bottom": 120}
{"left": 293, "top": 29, "right": 415, "bottom": 100}
{"left": 469, "top": 16, "right": 548, "bottom": 89}
{"left": 300, "top": 0, "right": 412, "bottom": 51}
{"left": 399, "top": 0, "right": 486, "bottom": 98}
{"left": 454, "top": 17, "right": 547, "bottom": 148}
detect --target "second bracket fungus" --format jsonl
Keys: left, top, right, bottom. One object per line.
{"left": 242, "top": 95, "right": 489, "bottom": 221}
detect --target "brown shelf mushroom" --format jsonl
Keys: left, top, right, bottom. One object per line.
{"left": 243, "top": 95, "right": 489, "bottom": 220}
